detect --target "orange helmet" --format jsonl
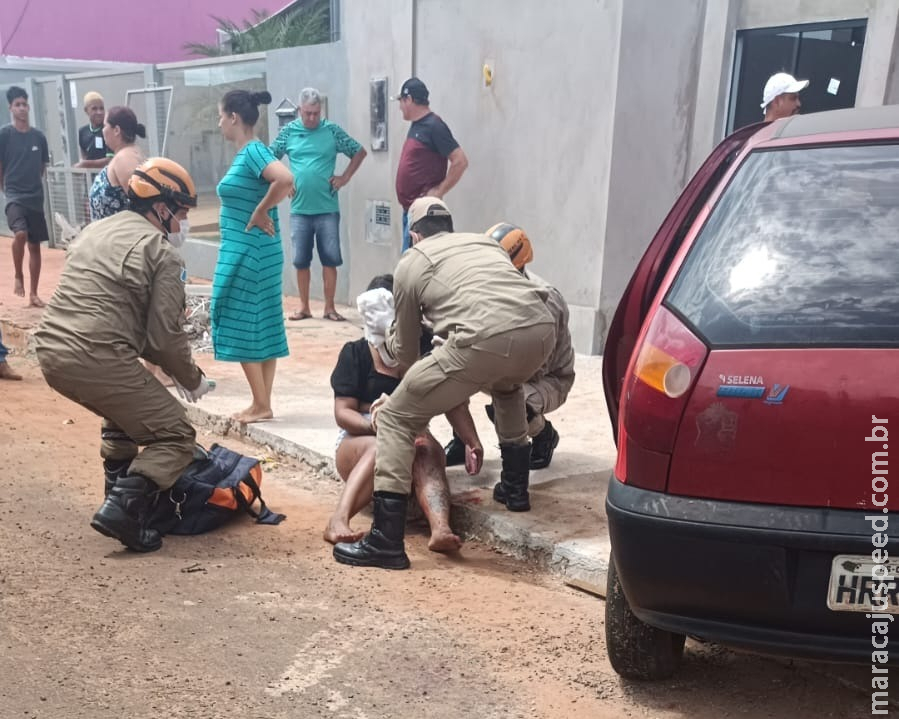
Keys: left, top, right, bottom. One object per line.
{"left": 486, "top": 222, "right": 533, "bottom": 270}
{"left": 128, "top": 157, "right": 197, "bottom": 209}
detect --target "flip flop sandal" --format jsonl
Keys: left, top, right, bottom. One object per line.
{"left": 288, "top": 311, "right": 313, "bottom": 321}
{"left": 323, "top": 311, "right": 346, "bottom": 322}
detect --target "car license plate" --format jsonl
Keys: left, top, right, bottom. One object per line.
{"left": 827, "top": 554, "right": 899, "bottom": 613}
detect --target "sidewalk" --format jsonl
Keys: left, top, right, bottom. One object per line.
{"left": 0, "top": 237, "right": 615, "bottom": 592}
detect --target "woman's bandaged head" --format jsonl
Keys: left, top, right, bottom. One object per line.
{"left": 356, "top": 287, "right": 395, "bottom": 343}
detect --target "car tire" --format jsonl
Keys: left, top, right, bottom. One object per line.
{"left": 605, "top": 554, "right": 686, "bottom": 680}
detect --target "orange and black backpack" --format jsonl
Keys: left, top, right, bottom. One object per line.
{"left": 149, "top": 444, "right": 285, "bottom": 535}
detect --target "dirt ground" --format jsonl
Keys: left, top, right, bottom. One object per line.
{"left": 0, "top": 361, "right": 889, "bottom": 719}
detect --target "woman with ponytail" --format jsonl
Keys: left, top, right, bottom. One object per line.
{"left": 212, "top": 89, "right": 294, "bottom": 423}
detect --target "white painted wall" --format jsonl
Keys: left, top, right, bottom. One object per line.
{"left": 597, "top": 0, "right": 707, "bottom": 352}
{"left": 342, "top": 0, "right": 623, "bottom": 353}
{"left": 340, "top": 0, "right": 414, "bottom": 298}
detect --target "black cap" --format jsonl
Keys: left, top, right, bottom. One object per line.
{"left": 397, "top": 77, "right": 429, "bottom": 103}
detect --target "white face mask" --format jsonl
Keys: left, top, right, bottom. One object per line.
{"left": 167, "top": 217, "right": 190, "bottom": 248}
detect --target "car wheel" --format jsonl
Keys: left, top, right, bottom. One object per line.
{"left": 605, "top": 554, "right": 686, "bottom": 680}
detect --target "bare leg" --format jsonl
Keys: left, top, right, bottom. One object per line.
{"left": 323, "top": 266, "right": 338, "bottom": 315}
{"left": 12, "top": 232, "right": 26, "bottom": 297}
{"left": 325, "top": 436, "right": 377, "bottom": 544}
{"left": 296, "top": 268, "right": 311, "bottom": 315}
{"left": 26, "top": 242, "right": 43, "bottom": 307}
{"left": 261, "top": 357, "right": 277, "bottom": 401}
{"left": 233, "top": 361, "right": 274, "bottom": 423}
{"left": 412, "top": 434, "right": 462, "bottom": 553}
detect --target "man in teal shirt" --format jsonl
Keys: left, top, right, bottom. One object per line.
{"left": 271, "top": 88, "right": 367, "bottom": 321}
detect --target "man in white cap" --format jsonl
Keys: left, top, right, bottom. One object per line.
{"left": 761, "top": 72, "right": 809, "bottom": 122}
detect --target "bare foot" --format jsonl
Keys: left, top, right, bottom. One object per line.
{"left": 231, "top": 406, "right": 274, "bottom": 424}
{"left": 323, "top": 518, "right": 365, "bottom": 545}
{"left": 428, "top": 529, "right": 463, "bottom": 553}
{"left": 13, "top": 277, "right": 24, "bottom": 297}
{"left": 28, "top": 295, "right": 45, "bottom": 308}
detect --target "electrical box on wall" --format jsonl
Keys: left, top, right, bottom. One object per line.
{"left": 366, "top": 200, "right": 392, "bottom": 245}
{"left": 370, "top": 78, "right": 388, "bottom": 151}
{"left": 275, "top": 98, "right": 298, "bottom": 127}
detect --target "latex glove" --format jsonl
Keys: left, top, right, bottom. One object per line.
{"left": 369, "top": 393, "right": 390, "bottom": 433}
{"left": 431, "top": 334, "right": 446, "bottom": 348}
{"left": 175, "top": 375, "right": 213, "bottom": 403}
{"left": 465, "top": 443, "right": 484, "bottom": 476}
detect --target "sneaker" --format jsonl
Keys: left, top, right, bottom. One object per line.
{"left": 530, "top": 421, "right": 560, "bottom": 470}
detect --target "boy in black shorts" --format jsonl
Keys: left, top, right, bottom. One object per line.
{"left": 0, "top": 86, "right": 50, "bottom": 307}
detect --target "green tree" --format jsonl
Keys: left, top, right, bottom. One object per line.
{"left": 184, "top": 2, "right": 330, "bottom": 57}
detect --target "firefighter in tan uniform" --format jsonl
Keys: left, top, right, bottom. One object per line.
{"left": 35, "top": 158, "right": 210, "bottom": 553}
{"left": 444, "top": 223, "right": 575, "bottom": 470}
{"left": 333, "top": 197, "right": 556, "bottom": 570}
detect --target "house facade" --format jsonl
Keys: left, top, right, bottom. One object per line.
{"left": 4, "top": 0, "right": 899, "bottom": 354}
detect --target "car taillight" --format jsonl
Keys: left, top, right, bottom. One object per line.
{"left": 616, "top": 305, "right": 708, "bottom": 491}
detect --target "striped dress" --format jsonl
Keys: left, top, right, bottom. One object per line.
{"left": 211, "top": 141, "right": 289, "bottom": 363}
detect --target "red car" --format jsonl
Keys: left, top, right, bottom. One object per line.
{"left": 602, "top": 105, "right": 899, "bottom": 680}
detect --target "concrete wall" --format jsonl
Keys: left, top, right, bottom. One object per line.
{"left": 597, "top": 0, "right": 707, "bottom": 352}
{"left": 340, "top": 0, "right": 623, "bottom": 353}
{"left": 340, "top": 0, "right": 414, "bottom": 299}
{"left": 857, "top": 0, "right": 899, "bottom": 105}
{"left": 335, "top": 0, "right": 899, "bottom": 353}
{"left": 736, "top": 0, "right": 872, "bottom": 29}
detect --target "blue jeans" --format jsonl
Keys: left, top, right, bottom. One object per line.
{"left": 290, "top": 212, "right": 342, "bottom": 268}
{"left": 401, "top": 210, "right": 412, "bottom": 253}
{"left": 0, "top": 329, "right": 7, "bottom": 363}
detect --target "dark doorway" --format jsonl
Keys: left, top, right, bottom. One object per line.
{"left": 728, "top": 20, "right": 867, "bottom": 132}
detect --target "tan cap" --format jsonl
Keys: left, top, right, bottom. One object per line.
{"left": 408, "top": 196, "right": 451, "bottom": 228}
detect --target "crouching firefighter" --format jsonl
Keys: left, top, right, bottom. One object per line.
{"left": 444, "top": 223, "right": 575, "bottom": 471}
{"left": 35, "top": 157, "right": 211, "bottom": 553}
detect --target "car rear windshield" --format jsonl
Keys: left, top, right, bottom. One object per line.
{"left": 666, "top": 142, "right": 899, "bottom": 347}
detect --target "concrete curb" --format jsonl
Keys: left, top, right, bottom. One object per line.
{"left": 185, "top": 403, "right": 609, "bottom": 594}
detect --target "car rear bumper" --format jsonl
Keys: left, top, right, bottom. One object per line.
{"left": 606, "top": 478, "right": 898, "bottom": 663}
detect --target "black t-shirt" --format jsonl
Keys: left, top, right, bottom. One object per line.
{"left": 78, "top": 124, "right": 109, "bottom": 160}
{"left": 395, "top": 112, "right": 459, "bottom": 209}
{"left": 330, "top": 332, "right": 434, "bottom": 403}
{"left": 331, "top": 338, "right": 401, "bottom": 404}
{"left": 0, "top": 124, "right": 49, "bottom": 211}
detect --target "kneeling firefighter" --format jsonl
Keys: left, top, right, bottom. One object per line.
{"left": 35, "top": 157, "right": 211, "bottom": 553}
{"left": 444, "top": 223, "right": 575, "bottom": 471}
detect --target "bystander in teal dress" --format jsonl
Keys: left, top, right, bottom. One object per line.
{"left": 212, "top": 141, "right": 289, "bottom": 362}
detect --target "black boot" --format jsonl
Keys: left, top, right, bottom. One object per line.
{"left": 333, "top": 491, "right": 410, "bottom": 569}
{"left": 493, "top": 442, "right": 532, "bottom": 512}
{"left": 529, "top": 420, "right": 560, "bottom": 470}
{"left": 103, "top": 459, "right": 131, "bottom": 497}
{"left": 444, "top": 433, "right": 466, "bottom": 467}
{"left": 90, "top": 474, "right": 162, "bottom": 553}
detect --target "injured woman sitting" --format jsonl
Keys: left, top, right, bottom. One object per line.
{"left": 325, "top": 274, "right": 482, "bottom": 552}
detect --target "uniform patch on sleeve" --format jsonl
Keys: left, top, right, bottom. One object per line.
{"left": 180, "top": 267, "right": 188, "bottom": 283}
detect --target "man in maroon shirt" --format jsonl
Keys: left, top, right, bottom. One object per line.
{"left": 394, "top": 78, "right": 468, "bottom": 251}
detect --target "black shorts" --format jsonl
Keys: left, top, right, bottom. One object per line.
{"left": 5, "top": 203, "right": 50, "bottom": 244}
